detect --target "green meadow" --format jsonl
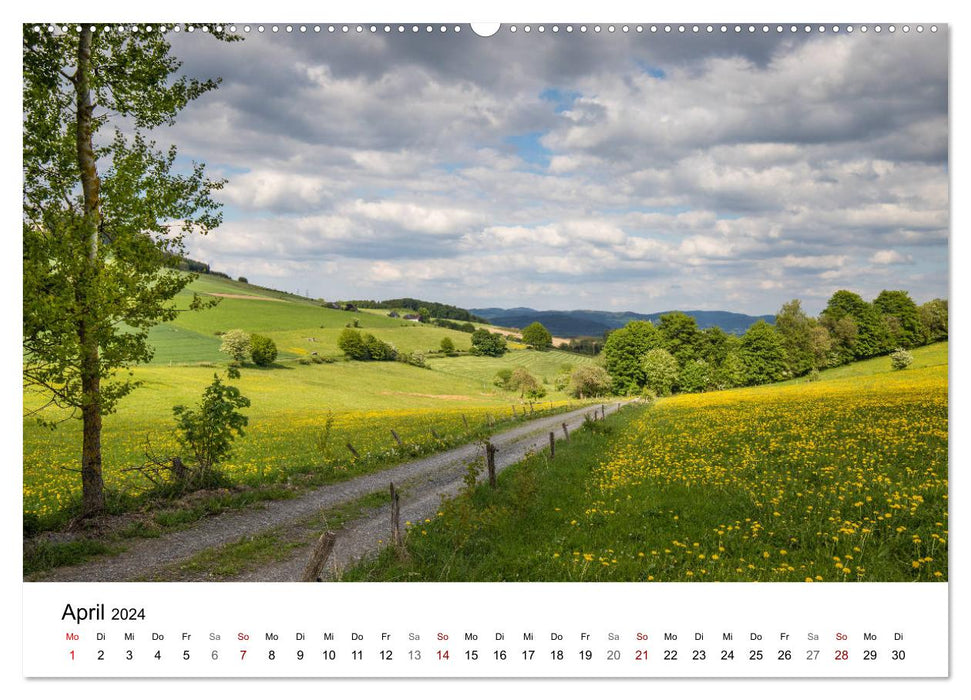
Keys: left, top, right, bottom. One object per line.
{"left": 23, "top": 274, "right": 596, "bottom": 526}
{"left": 345, "top": 343, "right": 948, "bottom": 583}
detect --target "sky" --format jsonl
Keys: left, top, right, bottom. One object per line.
{"left": 156, "top": 24, "right": 949, "bottom": 315}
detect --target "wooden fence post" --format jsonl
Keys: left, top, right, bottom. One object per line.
{"left": 300, "top": 531, "right": 337, "bottom": 582}
{"left": 562, "top": 422, "right": 569, "bottom": 441}
{"left": 601, "top": 404, "right": 606, "bottom": 420}
{"left": 390, "top": 429, "right": 403, "bottom": 447}
{"left": 511, "top": 405, "right": 517, "bottom": 418}
{"left": 390, "top": 482, "right": 402, "bottom": 550}
{"left": 485, "top": 442, "right": 497, "bottom": 488}
{"left": 549, "top": 431, "right": 555, "bottom": 459}
{"left": 346, "top": 442, "right": 359, "bottom": 459}
{"left": 462, "top": 414, "right": 469, "bottom": 430}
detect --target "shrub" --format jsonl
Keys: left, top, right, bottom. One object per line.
{"left": 470, "top": 328, "right": 507, "bottom": 357}
{"left": 219, "top": 329, "right": 251, "bottom": 363}
{"left": 641, "top": 348, "right": 679, "bottom": 396}
{"left": 508, "top": 367, "right": 545, "bottom": 398}
{"left": 640, "top": 387, "right": 658, "bottom": 405}
{"left": 569, "top": 365, "right": 612, "bottom": 398}
{"left": 338, "top": 328, "right": 369, "bottom": 360}
{"left": 363, "top": 333, "right": 397, "bottom": 361}
{"left": 890, "top": 348, "right": 914, "bottom": 370}
{"left": 250, "top": 334, "right": 278, "bottom": 366}
{"left": 440, "top": 336, "right": 456, "bottom": 355}
{"left": 806, "top": 368, "right": 821, "bottom": 382}
{"left": 172, "top": 374, "right": 250, "bottom": 485}
{"left": 493, "top": 368, "right": 513, "bottom": 388}
{"left": 397, "top": 351, "right": 427, "bottom": 368}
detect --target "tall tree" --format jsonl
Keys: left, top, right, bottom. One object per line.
{"left": 873, "top": 290, "right": 927, "bottom": 348}
{"left": 699, "top": 326, "right": 734, "bottom": 367}
{"left": 739, "top": 321, "right": 788, "bottom": 385}
{"left": 657, "top": 312, "right": 703, "bottom": 366}
{"left": 918, "top": 298, "right": 948, "bottom": 342}
{"left": 774, "top": 299, "right": 814, "bottom": 377}
{"left": 521, "top": 321, "right": 553, "bottom": 349}
{"left": 23, "top": 24, "right": 235, "bottom": 515}
{"left": 820, "top": 290, "right": 891, "bottom": 360}
{"left": 602, "top": 320, "right": 661, "bottom": 394}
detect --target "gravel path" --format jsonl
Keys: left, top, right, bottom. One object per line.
{"left": 34, "top": 401, "right": 631, "bottom": 582}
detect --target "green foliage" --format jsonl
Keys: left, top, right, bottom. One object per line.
{"left": 337, "top": 328, "right": 398, "bottom": 362}
{"left": 603, "top": 320, "right": 661, "bottom": 394}
{"left": 712, "top": 351, "right": 746, "bottom": 390}
{"left": 809, "top": 324, "right": 833, "bottom": 369}
{"left": 919, "top": 299, "right": 948, "bottom": 342}
{"left": 440, "top": 336, "right": 456, "bottom": 355}
{"left": 347, "top": 298, "right": 485, "bottom": 323}
{"left": 172, "top": 373, "right": 250, "bottom": 482}
{"left": 434, "top": 319, "right": 477, "bottom": 334}
{"left": 699, "top": 326, "right": 735, "bottom": 367}
{"left": 337, "top": 328, "right": 369, "bottom": 360}
{"left": 641, "top": 348, "right": 679, "bottom": 396}
{"left": 740, "top": 321, "right": 788, "bottom": 385}
{"left": 775, "top": 299, "right": 815, "bottom": 376}
{"left": 890, "top": 348, "right": 914, "bottom": 370}
{"left": 219, "top": 329, "right": 251, "bottom": 363}
{"left": 508, "top": 367, "right": 545, "bottom": 399}
{"left": 249, "top": 334, "right": 278, "bottom": 366}
{"left": 560, "top": 336, "right": 604, "bottom": 355}
{"left": 874, "top": 290, "right": 927, "bottom": 348}
{"left": 521, "top": 322, "right": 553, "bottom": 349}
{"left": 22, "top": 24, "right": 235, "bottom": 514}
{"left": 821, "top": 290, "right": 891, "bottom": 361}
{"left": 568, "top": 364, "right": 613, "bottom": 399}
{"left": 397, "top": 350, "right": 427, "bottom": 368}
{"left": 363, "top": 333, "right": 397, "bottom": 361}
{"left": 493, "top": 368, "right": 513, "bottom": 388}
{"left": 470, "top": 328, "right": 508, "bottom": 357}
{"left": 678, "top": 359, "right": 711, "bottom": 393}
{"left": 657, "top": 312, "right": 704, "bottom": 366}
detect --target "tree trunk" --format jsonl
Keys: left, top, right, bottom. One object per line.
{"left": 76, "top": 25, "right": 105, "bottom": 516}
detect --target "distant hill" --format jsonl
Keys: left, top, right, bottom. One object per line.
{"left": 470, "top": 307, "right": 776, "bottom": 337}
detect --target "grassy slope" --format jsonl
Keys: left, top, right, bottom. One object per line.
{"left": 345, "top": 342, "right": 948, "bottom": 582}
{"left": 428, "top": 349, "right": 596, "bottom": 390}
{"left": 776, "top": 341, "right": 948, "bottom": 385}
{"left": 24, "top": 273, "right": 602, "bottom": 523}
{"left": 148, "top": 274, "right": 480, "bottom": 363}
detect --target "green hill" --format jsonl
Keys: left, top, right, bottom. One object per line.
{"left": 148, "top": 274, "right": 473, "bottom": 364}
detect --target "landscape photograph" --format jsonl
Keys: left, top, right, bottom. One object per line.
{"left": 23, "top": 23, "right": 948, "bottom": 584}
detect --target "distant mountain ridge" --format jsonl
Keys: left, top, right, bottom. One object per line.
{"left": 470, "top": 307, "right": 776, "bottom": 338}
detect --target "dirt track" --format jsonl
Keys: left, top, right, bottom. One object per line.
{"left": 32, "top": 401, "right": 633, "bottom": 582}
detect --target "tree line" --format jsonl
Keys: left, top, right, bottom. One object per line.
{"left": 603, "top": 290, "right": 947, "bottom": 397}
{"left": 342, "top": 298, "right": 487, "bottom": 323}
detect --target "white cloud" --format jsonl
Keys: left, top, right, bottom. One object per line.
{"left": 870, "top": 249, "right": 913, "bottom": 265}
{"left": 158, "top": 29, "right": 948, "bottom": 314}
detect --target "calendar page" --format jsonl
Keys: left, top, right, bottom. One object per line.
{"left": 18, "top": 0, "right": 957, "bottom": 693}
